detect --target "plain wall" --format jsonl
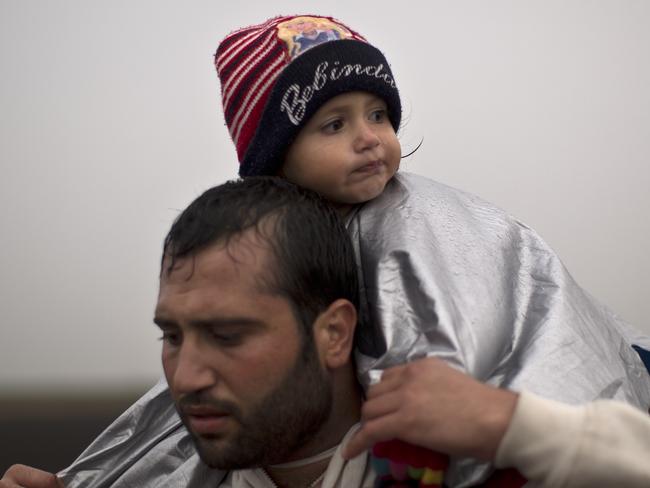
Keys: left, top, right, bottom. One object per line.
{"left": 1, "top": 0, "right": 649, "bottom": 393}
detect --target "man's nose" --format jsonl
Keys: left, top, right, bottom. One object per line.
{"left": 353, "top": 121, "right": 381, "bottom": 152}
{"left": 169, "top": 339, "right": 217, "bottom": 395}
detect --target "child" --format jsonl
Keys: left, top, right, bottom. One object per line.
{"left": 59, "top": 14, "right": 650, "bottom": 488}
{"left": 213, "top": 14, "right": 650, "bottom": 482}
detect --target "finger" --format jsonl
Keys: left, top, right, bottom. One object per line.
{"left": 360, "top": 390, "right": 403, "bottom": 422}
{"left": 365, "top": 369, "right": 405, "bottom": 400}
{"left": 344, "top": 414, "right": 402, "bottom": 459}
{"left": 3, "top": 465, "right": 63, "bottom": 488}
{"left": 373, "top": 362, "right": 407, "bottom": 383}
{"left": 367, "top": 358, "right": 436, "bottom": 398}
{"left": 343, "top": 429, "right": 374, "bottom": 460}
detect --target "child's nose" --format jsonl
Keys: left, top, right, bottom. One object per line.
{"left": 354, "top": 123, "right": 381, "bottom": 152}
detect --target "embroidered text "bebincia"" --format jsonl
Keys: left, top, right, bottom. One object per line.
{"left": 280, "top": 61, "right": 396, "bottom": 125}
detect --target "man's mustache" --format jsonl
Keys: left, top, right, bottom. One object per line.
{"left": 176, "top": 392, "right": 243, "bottom": 420}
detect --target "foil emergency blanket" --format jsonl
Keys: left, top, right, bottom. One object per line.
{"left": 59, "top": 173, "right": 650, "bottom": 487}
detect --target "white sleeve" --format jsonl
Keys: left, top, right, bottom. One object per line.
{"left": 494, "top": 391, "right": 650, "bottom": 487}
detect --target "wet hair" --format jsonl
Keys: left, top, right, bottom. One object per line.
{"left": 162, "top": 176, "right": 359, "bottom": 337}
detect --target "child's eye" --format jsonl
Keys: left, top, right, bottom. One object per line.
{"left": 369, "top": 109, "right": 387, "bottom": 123}
{"left": 321, "top": 118, "right": 344, "bottom": 133}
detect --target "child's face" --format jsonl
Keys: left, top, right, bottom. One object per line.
{"left": 282, "top": 91, "right": 401, "bottom": 211}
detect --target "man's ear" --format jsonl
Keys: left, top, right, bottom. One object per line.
{"left": 313, "top": 299, "right": 357, "bottom": 369}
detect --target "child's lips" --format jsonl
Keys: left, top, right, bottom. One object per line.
{"left": 355, "top": 160, "right": 383, "bottom": 173}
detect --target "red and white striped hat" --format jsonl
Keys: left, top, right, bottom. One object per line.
{"left": 215, "top": 15, "right": 401, "bottom": 176}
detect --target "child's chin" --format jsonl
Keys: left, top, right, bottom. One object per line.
{"left": 353, "top": 183, "right": 389, "bottom": 204}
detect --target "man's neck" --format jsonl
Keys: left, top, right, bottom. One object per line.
{"left": 264, "top": 375, "right": 362, "bottom": 488}
{"left": 263, "top": 452, "right": 332, "bottom": 488}
{"left": 255, "top": 359, "right": 363, "bottom": 487}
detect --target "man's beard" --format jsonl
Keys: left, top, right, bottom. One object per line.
{"left": 177, "top": 336, "right": 333, "bottom": 470}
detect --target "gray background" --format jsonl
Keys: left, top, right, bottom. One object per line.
{"left": 2, "top": 0, "right": 649, "bottom": 393}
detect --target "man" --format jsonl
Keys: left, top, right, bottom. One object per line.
{"left": 151, "top": 176, "right": 368, "bottom": 486}
{"left": 2, "top": 177, "right": 373, "bottom": 488}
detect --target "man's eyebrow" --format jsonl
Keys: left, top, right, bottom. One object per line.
{"left": 189, "top": 317, "right": 266, "bottom": 329}
{"left": 152, "top": 317, "right": 265, "bottom": 329}
{"left": 153, "top": 317, "right": 175, "bottom": 329}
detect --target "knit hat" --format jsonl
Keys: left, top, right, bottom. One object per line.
{"left": 215, "top": 15, "right": 402, "bottom": 176}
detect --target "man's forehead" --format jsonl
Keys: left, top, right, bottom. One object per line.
{"left": 154, "top": 229, "right": 292, "bottom": 326}
{"left": 160, "top": 229, "right": 276, "bottom": 289}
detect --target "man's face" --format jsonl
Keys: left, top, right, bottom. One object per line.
{"left": 154, "top": 231, "right": 333, "bottom": 469}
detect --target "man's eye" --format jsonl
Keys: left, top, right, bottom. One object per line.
{"left": 209, "top": 331, "right": 243, "bottom": 346}
{"left": 159, "top": 331, "right": 181, "bottom": 346}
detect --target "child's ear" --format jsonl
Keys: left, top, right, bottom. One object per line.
{"left": 313, "top": 299, "right": 357, "bottom": 369}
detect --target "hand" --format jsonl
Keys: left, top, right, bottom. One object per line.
{"left": 344, "top": 357, "right": 519, "bottom": 461}
{"left": 0, "top": 465, "right": 64, "bottom": 488}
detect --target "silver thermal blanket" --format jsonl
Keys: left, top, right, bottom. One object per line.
{"left": 59, "top": 173, "right": 650, "bottom": 487}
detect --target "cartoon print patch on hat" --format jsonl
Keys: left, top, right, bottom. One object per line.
{"left": 277, "top": 16, "right": 354, "bottom": 59}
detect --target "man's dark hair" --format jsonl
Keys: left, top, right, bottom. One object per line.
{"left": 162, "top": 176, "right": 359, "bottom": 337}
